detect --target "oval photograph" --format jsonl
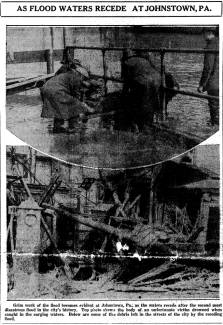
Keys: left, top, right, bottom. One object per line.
{"left": 6, "top": 26, "right": 219, "bottom": 168}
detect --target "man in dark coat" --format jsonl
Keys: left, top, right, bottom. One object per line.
{"left": 122, "top": 50, "right": 160, "bottom": 130}
{"left": 41, "top": 65, "right": 94, "bottom": 132}
{"left": 198, "top": 27, "right": 219, "bottom": 126}
{"left": 122, "top": 50, "right": 179, "bottom": 131}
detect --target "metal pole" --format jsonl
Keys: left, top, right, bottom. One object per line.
{"left": 160, "top": 50, "right": 166, "bottom": 121}
{"left": 46, "top": 27, "right": 54, "bottom": 74}
{"left": 63, "top": 27, "right": 67, "bottom": 49}
{"left": 164, "top": 87, "right": 219, "bottom": 101}
{"left": 69, "top": 46, "right": 218, "bottom": 54}
{"left": 6, "top": 72, "right": 219, "bottom": 102}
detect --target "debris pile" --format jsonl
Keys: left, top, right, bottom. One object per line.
{"left": 6, "top": 146, "right": 220, "bottom": 299}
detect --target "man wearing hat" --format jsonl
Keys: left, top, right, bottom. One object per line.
{"left": 40, "top": 59, "right": 94, "bottom": 133}
{"left": 121, "top": 49, "right": 179, "bottom": 130}
{"left": 121, "top": 49, "right": 161, "bottom": 130}
{"left": 197, "top": 27, "right": 219, "bottom": 126}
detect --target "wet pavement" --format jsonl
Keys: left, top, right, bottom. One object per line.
{"left": 6, "top": 91, "right": 217, "bottom": 169}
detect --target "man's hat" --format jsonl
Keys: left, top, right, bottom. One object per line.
{"left": 74, "top": 66, "right": 89, "bottom": 79}
{"left": 203, "top": 26, "right": 219, "bottom": 36}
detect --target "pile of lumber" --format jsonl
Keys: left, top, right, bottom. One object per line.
{"left": 125, "top": 260, "right": 219, "bottom": 295}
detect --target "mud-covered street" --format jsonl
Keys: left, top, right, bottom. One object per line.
{"left": 8, "top": 258, "right": 219, "bottom": 300}
{"left": 6, "top": 85, "right": 217, "bottom": 168}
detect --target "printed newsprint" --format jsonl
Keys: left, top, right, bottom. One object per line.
{"left": 0, "top": 1, "right": 222, "bottom": 325}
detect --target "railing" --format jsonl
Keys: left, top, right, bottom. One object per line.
{"left": 68, "top": 45, "right": 219, "bottom": 119}
{"left": 7, "top": 45, "right": 219, "bottom": 119}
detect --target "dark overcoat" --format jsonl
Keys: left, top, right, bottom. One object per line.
{"left": 122, "top": 56, "right": 161, "bottom": 127}
{"left": 199, "top": 38, "right": 219, "bottom": 94}
{"left": 122, "top": 56, "right": 179, "bottom": 128}
{"left": 41, "top": 70, "right": 87, "bottom": 120}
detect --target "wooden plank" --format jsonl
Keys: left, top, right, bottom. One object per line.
{"left": 196, "top": 198, "right": 210, "bottom": 250}
{"left": 6, "top": 73, "right": 55, "bottom": 95}
{"left": 6, "top": 77, "right": 25, "bottom": 85}
{"left": 127, "top": 195, "right": 141, "bottom": 211}
{"left": 128, "top": 261, "right": 173, "bottom": 285}
{"left": 111, "top": 215, "right": 145, "bottom": 223}
{"left": 7, "top": 49, "right": 63, "bottom": 64}
{"left": 135, "top": 267, "right": 187, "bottom": 287}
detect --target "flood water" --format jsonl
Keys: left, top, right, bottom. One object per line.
{"left": 7, "top": 51, "right": 218, "bottom": 169}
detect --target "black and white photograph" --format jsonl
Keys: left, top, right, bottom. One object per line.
{"left": 7, "top": 144, "right": 220, "bottom": 300}
{"left": 6, "top": 26, "right": 219, "bottom": 168}
{"left": 1, "top": 0, "right": 223, "bottom": 322}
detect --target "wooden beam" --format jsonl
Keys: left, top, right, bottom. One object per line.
{"left": 6, "top": 73, "right": 55, "bottom": 95}
{"left": 128, "top": 261, "right": 173, "bottom": 285}
{"left": 196, "top": 194, "right": 210, "bottom": 251}
{"left": 7, "top": 49, "right": 63, "bottom": 64}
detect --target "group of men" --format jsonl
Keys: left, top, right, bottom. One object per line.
{"left": 40, "top": 27, "right": 219, "bottom": 133}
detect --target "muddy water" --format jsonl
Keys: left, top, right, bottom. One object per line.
{"left": 6, "top": 93, "right": 188, "bottom": 168}
{"left": 106, "top": 51, "right": 218, "bottom": 137}
{"left": 165, "top": 53, "right": 218, "bottom": 135}
{"left": 6, "top": 52, "right": 218, "bottom": 168}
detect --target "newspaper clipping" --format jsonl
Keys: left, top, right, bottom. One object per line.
{"left": 1, "top": 1, "right": 222, "bottom": 325}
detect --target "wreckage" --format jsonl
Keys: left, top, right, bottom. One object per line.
{"left": 7, "top": 146, "right": 220, "bottom": 298}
